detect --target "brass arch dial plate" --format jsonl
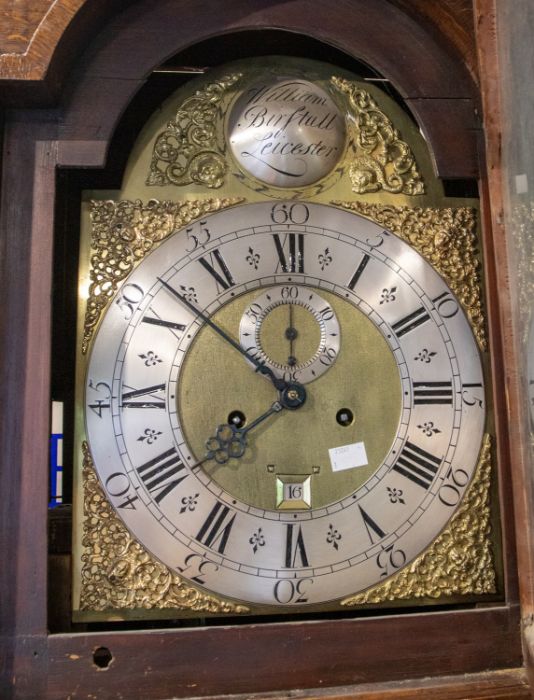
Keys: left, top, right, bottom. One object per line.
{"left": 83, "top": 201, "right": 486, "bottom": 609}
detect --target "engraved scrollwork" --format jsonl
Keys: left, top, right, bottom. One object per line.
{"left": 333, "top": 201, "right": 486, "bottom": 350}
{"left": 146, "top": 73, "right": 242, "bottom": 188}
{"left": 79, "top": 442, "right": 249, "bottom": 614}
{"left": 82, "top": 197, "right": 244, "bottom": 353}
{"left": 342, "top": 434, "right": 495, "bottom": 606}
{"left": 331, "top": 77, "right": 425, "bottom": 196}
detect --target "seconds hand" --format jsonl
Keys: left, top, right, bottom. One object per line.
{"left": 158, "top": 277, "right": 288, "bottom": 392}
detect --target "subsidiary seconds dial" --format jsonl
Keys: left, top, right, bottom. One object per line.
{"left": 85, "top": 201, "right": 486, "bottom": 607}
{"left": 239, "top": 285, "right": 341, "bottom": 383}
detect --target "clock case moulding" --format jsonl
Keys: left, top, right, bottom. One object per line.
{"left": 71, "top": 56, "right": 500, "bottom": 623}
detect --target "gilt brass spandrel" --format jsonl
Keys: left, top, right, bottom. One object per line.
{"left": 331, "top": 77, "right": 425, "bottom": 198}
{"left": 341, "top": 434, "right": 496, "bottom": 605}
{"left": 146, "top": 73, "right": 242, "bottom": 189}
{"left": 333, "top": 201, "right": 486, "bottom": 351}
{"left": 77, "top": 442, "right": 249, "bottom": 617}
{"left": 82, "top": 196, "right": 244, "bottom": 353}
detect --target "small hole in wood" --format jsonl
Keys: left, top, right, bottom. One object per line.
{"left": 93, "top": 646, "right": 113, "bottom": 670}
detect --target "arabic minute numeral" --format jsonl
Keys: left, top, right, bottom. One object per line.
{"left": 318, "top": 305, "right": 334, "bottom": 321}
{"left": 185, "top": 219, "right": 211, "bottom": 252}
{"left": 177, "top": 552, "right": 219, "bottom": 585}
{"left": 319, "top": 346, "right": 337, "bottom": 366}
{"left": 270, "top": 202, "right": 309, "bottom": 225}
{"left": 438, "top": 466, "right": 470, "bottom": 507}
{"left": 433, "top": 291, "right": 459, "bottom": 318}
{"left": 376, "top": 544, "right": 406, "bottom": 578}
{"left": 462, "top": 383, "right": 484, "bottom": 408}
{"left": 273, "top": 578, "right": 313, "bottom": 604}
{"left": 245, "top": 303, "right": 263, "bottom": 322}
{"left": 105, "top": 471, "right": 139, "bottom": 510}
{"left": 87, "top": 379, "right": 112, "bottom": 417}
{"left": 366, "top": 229, "right": 389, "bottom": 249}
{"left": 115, "top": 283, "right": 144, "bottom": 320}
{"left": 281, "top": 285, "right": 298, "bottom": 299}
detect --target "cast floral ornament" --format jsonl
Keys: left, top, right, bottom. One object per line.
{"left": 332, "top": 76, "right": 425, "bottom": 196}
{"left": 82, "top": 197, "right": 243, "bottom": 353}
{"left": 146, "top": 73, "right": 242, "bottom": 188}
{"left": 342, "top": 434, "right": 495, "bottom": 605}
{"left": 333, "top": 201, "right": 486, "bottom": 351}
{"left": 79, "top": 443, "right": 249, "bottom": 614}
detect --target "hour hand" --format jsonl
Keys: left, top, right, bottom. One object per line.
{"left": 205, "top": 401, "right": 283, "bottom": 464}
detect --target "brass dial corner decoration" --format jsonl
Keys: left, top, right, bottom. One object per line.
{"left": 79, "top": 442, "right": 249, "bottom": 615}
{"left": 146, "top": 73, "right": 242, "bottom": 189}
{"left": 82, "top": 197, "right": 244, "bottom": 353}
{"left": 342, "top": 434, "right": 495, "bottom": 605}
{"left": 331, "top": 77, "right": 425, "bottom": 196}
{"left": 333, "top": 200, "right": 486, "bottom": 351}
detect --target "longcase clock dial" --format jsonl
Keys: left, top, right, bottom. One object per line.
{"left": 84, "top": 201, "right": 485, "bottom": 607}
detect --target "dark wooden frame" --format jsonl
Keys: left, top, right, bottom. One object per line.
{"left": 0, "top": 1, "right": 524, "bottom": 698}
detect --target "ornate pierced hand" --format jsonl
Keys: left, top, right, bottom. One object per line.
{"left": 205, "top": 401, "right": 284, "bottom": 464}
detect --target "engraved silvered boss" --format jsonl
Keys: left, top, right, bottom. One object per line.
{"left": 227, "top": 77, "right": 346, "bottom": 188}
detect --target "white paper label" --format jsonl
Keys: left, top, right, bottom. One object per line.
{"left": 329, "top": 442, "right": 368, "bottom": 472}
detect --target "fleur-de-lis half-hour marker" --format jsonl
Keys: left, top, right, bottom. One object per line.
{"left": 179, "top": 285, "right": 198, "bottom": 304}
{"left": 179, "top": 493, "right": 199, "bottom": 514}
{"left": 318, "top": 247, "right": 333, "bottom": 271}
{"left": 379, "top": 286, "right": 397, "bottom": 304}
{"left": 137, "top": 428, "right": 163, "bottom": 444}
{"left": 387, "top": 487, "right": 405, "bottom": 504}
{"left": 246, "top": 246, "right": 260, "bottom": 270}
{"left": 326, "top": 523, "right": 342, "bottom": 550}
{"left": 139, "top": 350, "right": 162, "bottom": 366}
{"left": 414, "top": 348, "right": 437, "bottom": 363}
{"left": 418, "top": 421, "right": 441, "bottom": 437}
{"left": 249, "top": 527, "right": 265, "bottom": 554}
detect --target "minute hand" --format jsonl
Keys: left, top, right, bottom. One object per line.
{"left": 158, "top": 277, "right": 286, "bottom": 391}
